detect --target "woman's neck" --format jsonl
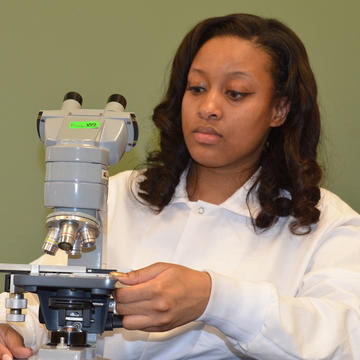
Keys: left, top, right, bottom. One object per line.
{"left": 186, "top": 163, "right": 257, "bottom": 205}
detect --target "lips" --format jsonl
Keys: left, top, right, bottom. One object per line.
{"left": 195, "top": 126, "right": 221, "bottom": 136}
{"left": 193, "top": 126, "right": 222, "bottom": 145}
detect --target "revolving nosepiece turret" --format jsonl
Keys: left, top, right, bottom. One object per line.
{"left": 43, "top": 213, "right": 100, "bottom": 256}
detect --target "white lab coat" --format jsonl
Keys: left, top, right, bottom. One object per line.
{"left": 1, "top": 170, "right": 360, "bottom": 359}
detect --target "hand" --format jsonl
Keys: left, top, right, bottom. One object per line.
{"left": 0, "top": 324, "right": 33, "bottom": 360}
{"left": 111, "top": 262, "right": 211, "bottom": 332}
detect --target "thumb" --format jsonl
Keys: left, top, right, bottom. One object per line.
{"left": 0, "top": 325, "right": 32, "bottom": 359}
{"left": 111, "top": 262, "right": 170, "bottom": 285}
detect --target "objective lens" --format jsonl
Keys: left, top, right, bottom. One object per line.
{"left": 58, "top": 221, "right": 78, "bottom": 251}
{"left": 68, "top": 235, "right": 82, "bottom": 257}
{"left": 43, "top": 226, "right": 60, "bottom": 255}
{"left": 80, "top": 225, "right": 96, "bottom": 250}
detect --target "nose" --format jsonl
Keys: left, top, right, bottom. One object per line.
{"left": 198, "top": 90, "right": 223, "bottom": 120}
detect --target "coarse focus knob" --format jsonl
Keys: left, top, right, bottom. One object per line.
{"left": 6, "top": 294, "right": 27, "bottom": 322}
{"left": 5, "top": 293, "right": 27, "bottom": 309}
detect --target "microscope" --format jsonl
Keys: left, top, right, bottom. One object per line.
{"left": 0, "top": 92, "right": 138, "bottom": 359}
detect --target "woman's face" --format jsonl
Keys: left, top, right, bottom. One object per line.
{"left": 181, "top": 36, "right": 287, "bottom": 172}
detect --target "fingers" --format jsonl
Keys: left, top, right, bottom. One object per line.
{"left": 112, "top": 263, "right": 212, "bottom": 333}
{"left": 116, "top": 294, "right": 171, "bottom": 315}
{"left": 114, "top": 296, "right": 161, "bottom": 330}
{"left": 0, "top": 325, "right": 33, "bottom": 359}
{"left": 111, "top": 262, "right": 170, "bottom": 286}
{"left": 0, "top": 342, "right": 13, "bottom": 360}
{"left": 121, "top": 312, "right": 174, "bottom": 331}
{"left": 121, "top": 314, "right": 153, "bottom": 331}
{"left": 115, "top": 278, "right": 161, "bottom": 303}
{"left": 5, "top": 332, "right": 33, "bottom": 359}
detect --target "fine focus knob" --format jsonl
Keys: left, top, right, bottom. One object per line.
{"left": 6, "top": 312, "right": 25, "bottom": 322}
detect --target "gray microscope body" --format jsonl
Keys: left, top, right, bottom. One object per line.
{"left": 40, "top": 91, "right": 138, "bottom": 265}
{"left": 1, "top": 92, "right": 138, "bottom": 359}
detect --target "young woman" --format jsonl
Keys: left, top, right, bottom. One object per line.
{"left": 1, "top": 13, "right": 360, "bottom": 360}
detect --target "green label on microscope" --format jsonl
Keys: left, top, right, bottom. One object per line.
{"left": 69, "top": 121, "right": 100, "bottom": 129}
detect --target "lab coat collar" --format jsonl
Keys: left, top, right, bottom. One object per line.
{"left": 171, "top": 168, "right": 262, "bottom": 217}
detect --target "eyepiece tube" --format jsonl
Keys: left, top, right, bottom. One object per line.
{"left": 62, "top": 91, "right": 83, "bottom": 111}
{"left": 105, "top": 94, "right": 127, "bottom": 112}
{"left": 64, "top": 91, "right": 83, "bottom": 105}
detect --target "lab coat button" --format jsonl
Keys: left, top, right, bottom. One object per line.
{"left": 198, "top": 207, "right": 205, "bottom": 214}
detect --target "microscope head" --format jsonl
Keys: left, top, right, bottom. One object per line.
{"left": 37, "top": 92, "right": 138, "bottom": 257}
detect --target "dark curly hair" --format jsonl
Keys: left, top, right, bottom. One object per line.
{"left": 137, "top": 13, "right": 322, "bottom": 235}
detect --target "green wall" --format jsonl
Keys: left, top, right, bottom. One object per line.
{"left": 0, "top": 0, "right": 359, "bottom": 265}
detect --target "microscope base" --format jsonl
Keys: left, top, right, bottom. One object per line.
{"left": 29, "top": 344, "right": 109, "bottom": 360}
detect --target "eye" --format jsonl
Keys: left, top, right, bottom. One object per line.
{"left": 226, "top": 90, "right": 248, "bottom": 101}
{"left": 186, "top": 85, "right": 206, "bottom": 94}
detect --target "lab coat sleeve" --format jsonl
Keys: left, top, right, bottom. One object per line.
{"left": 198, "top": 214, "right": 360, "bottom": 359}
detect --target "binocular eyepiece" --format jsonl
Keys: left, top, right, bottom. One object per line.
{"left": 62, "top": 91, "right": 127, "bottom": 111}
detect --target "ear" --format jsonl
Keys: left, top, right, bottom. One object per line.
{"left": 270, "top": 97, "right": 290, "bottom": 127}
